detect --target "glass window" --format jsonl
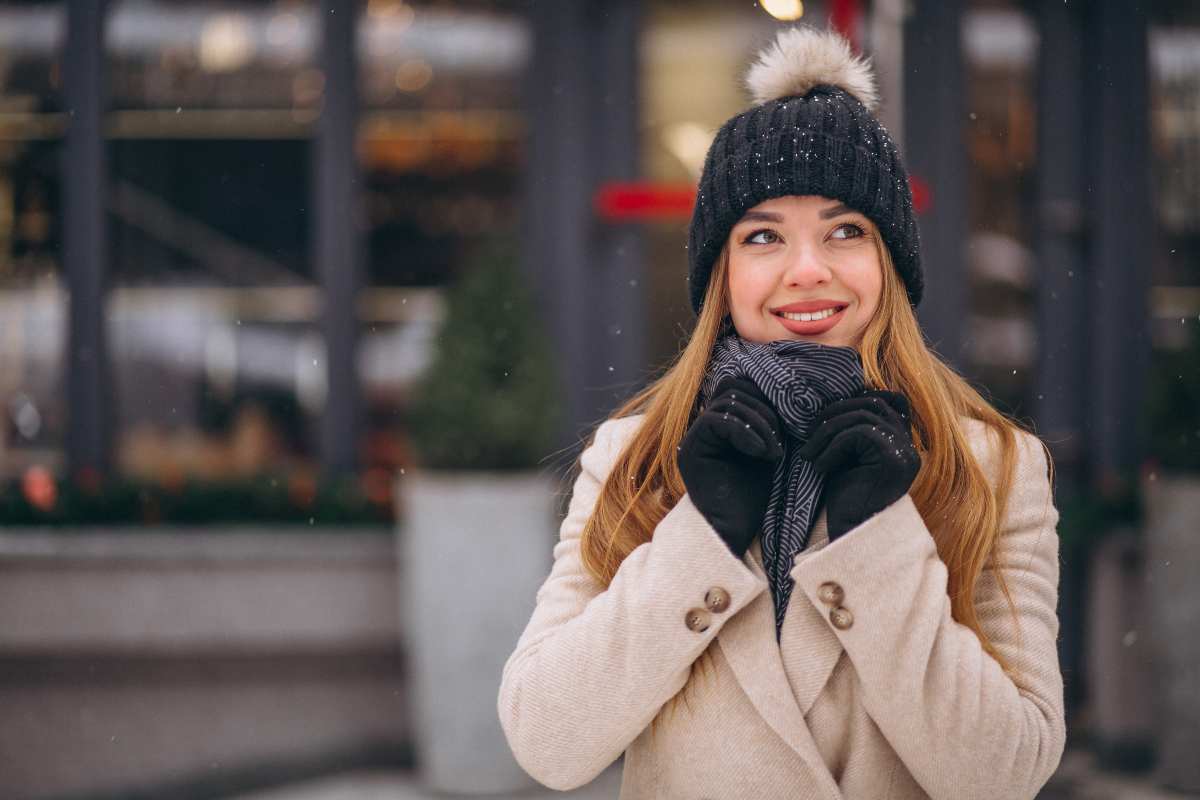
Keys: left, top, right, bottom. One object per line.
{"left": 105, "top": 0, "right": 322, "bottom": 483}
{"left": 0, "top": 1, "right": 66, "bottom": 478}
{"left": 962, "top": 1, "right": 1038, "bottom": 416}
{"left": 358, "top": 0, "right": 528, "bottom": 475}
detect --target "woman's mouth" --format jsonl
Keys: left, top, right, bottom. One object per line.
{"left": 772, "top": 305, "right": 848, "bottom": 335}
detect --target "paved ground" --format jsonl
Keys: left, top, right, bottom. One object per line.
{"left": 228, "top": 749, "right": 1199, "bottom": 799}
{"left": 227, "top": 761, "right": 623, "bottom": 800}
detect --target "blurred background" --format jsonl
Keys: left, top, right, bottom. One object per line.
{"left": 0, "top": 0, "right": 1197, "bottom": 798}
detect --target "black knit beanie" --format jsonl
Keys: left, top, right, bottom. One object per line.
{"left": 686, "top": 26, "right": 923, "bottom": 316}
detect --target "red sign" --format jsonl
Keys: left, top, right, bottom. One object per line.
{"left": 595, "top": 182, "right": 696, "bottom": 222}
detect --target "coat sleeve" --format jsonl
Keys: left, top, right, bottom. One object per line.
{"left": 789, "top": 428, "right": 1066, "bottom": 800}
{"left": 497, "top": 417, "right": 769, "bottom": 791}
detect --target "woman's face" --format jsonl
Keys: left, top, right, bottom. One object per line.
{"left": 726, "top": 195, "right": 883, "bottom": 348}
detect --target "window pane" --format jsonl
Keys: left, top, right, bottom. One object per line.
{"left": 106, "top": 0, "right": 321, "bottom": 482}
{"left": 0, "top": 1, "right": 66, "bottom": 478}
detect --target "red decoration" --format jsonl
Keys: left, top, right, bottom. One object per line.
{"left": 22, "top": 466, "right": 57, "bottom": 513}
{"left": 595, "top": 182, "right": 696, "bottom": 222}
{"left": 909, "top": 174, "right": 932, "bottom": 214}
{"left": 831, "top": 0, "right": 863, "bottom": 53}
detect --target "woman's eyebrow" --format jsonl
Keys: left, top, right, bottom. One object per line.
{"left": 819, "top": 203, "right": 857, "bottom": 219}
{"left": 734, "top": 210, "right": 784, "bottom": 225}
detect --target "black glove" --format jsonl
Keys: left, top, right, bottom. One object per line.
{"left": 678, "top": 377, "right": 785, "bottom": 558}
{"left": 797, "top": 390, "right": 921, "bottom": 542}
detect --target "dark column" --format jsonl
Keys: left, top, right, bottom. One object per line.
{"left": 1033, "top": 0, "right": 1090, "bottom": 724}
{"left": 62, "top": 0, "right": 111, "bottom": 476}
{"left": 523, "top": 0, "right": 646, "bottom": 459}
{"left": 903, "top": 0, "right": 968, "bottom": 369}
{"left": 590, "top": 0, "right": 646, "bottom": 416}
{"left": 1084, "top": 1, "right": 1150, "bottom": 489}
{"left": 314, "top": 0, "right": 363, "bottom": 476}
{"left": 1033, "top": 2, "right": 1089, "bottom": 493}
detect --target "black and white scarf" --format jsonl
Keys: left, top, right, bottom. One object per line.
{"left": 698, "top": 319, "right": 866, "bottom": 640}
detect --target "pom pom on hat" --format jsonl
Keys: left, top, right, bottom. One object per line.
{"left": 744, "top": 26, "right": 879, "bottom": 111}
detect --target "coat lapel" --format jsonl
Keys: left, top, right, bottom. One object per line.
{"left": 715, "top": 507, "right": 844, "bottom": 781}
{"left": 779, "top": 509, "right": 847, "bottom": 715}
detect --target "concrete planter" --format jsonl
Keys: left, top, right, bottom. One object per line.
{"left": 1085, "top": 528, "right": 1154, "bottom": 770}
{"left": 0, "top": 527, "right": 402, "bottom": 800}
{"left": 1143, "top": 471, "right": 1200, "bottom": 794}
{"left": 398, "top": 470, "right": 556, "bottom": 795}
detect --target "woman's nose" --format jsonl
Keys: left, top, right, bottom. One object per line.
{"left": 783, "top": 250, "right": 833, "bottom": 287}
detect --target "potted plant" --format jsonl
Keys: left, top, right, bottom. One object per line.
{"left": 1142, "top": 319, "right": 1200, "bottom": 793}
{"left": 398, "top": 236, "right": 563, "bottom": 794}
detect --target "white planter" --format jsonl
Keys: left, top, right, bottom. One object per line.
{"left": 398, "top": 470, "right": 556, "bottom": 795}
{"left": 1143, "top": 472, "right": 1200, "bottom": 794}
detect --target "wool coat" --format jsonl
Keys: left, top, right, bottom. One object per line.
{"left": 498, "top": 412, "right": 1066, "bottom": 799}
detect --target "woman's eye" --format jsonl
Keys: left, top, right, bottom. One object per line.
{"left": 744, "top": 229, "right": 779, "bottom": 245}
{"left": 831, "top": 223, "right": 866, "bottom": 240}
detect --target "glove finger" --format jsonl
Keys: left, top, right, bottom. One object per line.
{"left": 707, "top": 383, "right": 785, "bottom": 459}
{"left": 808, "top": 423, "right": 887, "bottom": 474}
{"left": 701, "top": 406, "right": 775, "bottom": 459}
{"left": 812, "top": 393, "right": 905, "bottom": 429}
{"left": 705, "top": 393, "right": 782, "bottom": 450}
{"left": 797, "top": 407, "right": 889, "bottom": 461}
{"left": 706, "top": 397, "right": 787, "bottom": 460}
{"left": 864, "top": 390, "right": 911, "bottom": 423}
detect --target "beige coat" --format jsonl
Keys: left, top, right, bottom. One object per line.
{"left": 498, "top": 413, "right": 1065, "bottom": 799}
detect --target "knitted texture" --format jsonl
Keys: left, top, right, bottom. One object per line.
{"left": 687, "top": 83, "right": 922, "bottom": 316}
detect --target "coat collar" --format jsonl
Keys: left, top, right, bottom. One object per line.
{"left": 715, "top": 507, "right": 846, "bottom": 782}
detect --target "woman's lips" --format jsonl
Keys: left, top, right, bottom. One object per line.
{"left": 773, "top": 306, "right": 847, "bottom": 335}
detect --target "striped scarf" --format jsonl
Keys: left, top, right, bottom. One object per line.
{"left": 698, "top": 323, "right": 865, "bottom": 640}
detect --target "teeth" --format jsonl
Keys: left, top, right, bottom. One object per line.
{"left": 779, "top": 307, "right": 839, "bottom": 322}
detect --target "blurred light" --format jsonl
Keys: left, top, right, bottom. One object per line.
{"left": 265, "top": 12, "right": 302, "bottom": 48}
{"left": 662, "top": 122, "right": 714, "bottom": 180}
{"left": 198, "top": 13, "right": 255, "bottom": 73}
{"left": 762, "top": 0, "right": 804, "bottom": 22}
{"left": 22, "top": 466, "right": 56, "bottom": 512}
{"left": 9, "top": 393, "right": 42, "bottom": 440}
{"left": 296, "top": 334, "right": 327, "bottom": 413}
{"left": 204, "top": 327, "right": 238, "bottom": 399}
{"left": 394, "top": 59, "right": 433, "bottom": 92}
{"left": 368, "top": 0, "right": 415, "bottom": 28}
{"left": 292, "top": 68, "right": 326, "bottom": 106}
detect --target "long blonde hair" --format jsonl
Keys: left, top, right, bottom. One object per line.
{"left": 572, "top": 223, "right": 1051, "bottom": 727}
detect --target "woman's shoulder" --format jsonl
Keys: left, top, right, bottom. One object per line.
{"left": 591, "top": 413, "right": 648, "bottom": 457}
{"left": 579, "top": 414, "right": 648, "bottom": 478}
{"left": 957, "top": 415, "right": 1051, "bottom": 489}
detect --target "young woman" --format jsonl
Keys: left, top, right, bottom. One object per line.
{"left": 498, "top": 26, "right": 1064, "bottom": 800}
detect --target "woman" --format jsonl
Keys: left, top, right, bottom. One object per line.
{"left": 498, "top": 25, "right": 1064, "bottom": 800}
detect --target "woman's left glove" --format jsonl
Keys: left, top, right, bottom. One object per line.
{"left": 797, "top": 390, "right": 921, "bottom": 542}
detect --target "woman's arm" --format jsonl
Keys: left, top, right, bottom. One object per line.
{"left": 789, "top": 429, "right": 1065, "bottom": 800}
{"left": 497, "top": 417, "right": 768, "bottom": 791}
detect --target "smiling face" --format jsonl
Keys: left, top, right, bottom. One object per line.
{"left": 725, "top": 195, "right": 883, "bottom": 348}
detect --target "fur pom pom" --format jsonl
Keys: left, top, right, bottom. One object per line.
{"left": 744, "top": 26, "right": 879, "bottom": 111}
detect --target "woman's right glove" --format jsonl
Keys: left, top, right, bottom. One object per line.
{"left": 677, "top": 377, "right": 785, "bottom": 558}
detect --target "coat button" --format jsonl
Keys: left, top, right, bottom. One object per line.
{"left": 816, "top": 581, "right": 844, "bottom": 607}
{"left": 704, "top": 587, "right": 731, "bottom": 613}
{"left": 829, "top": 606, "right": 854, "bottom": 630}
{"left": 685, "top": 608, "right": 712, "bottom": 633}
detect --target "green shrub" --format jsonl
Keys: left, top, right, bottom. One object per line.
{"left": 406, "top": 237, "right": 562, "bottom": 470}
{"left": 1144, "top": 319, "right": 1200, "bottom": 473}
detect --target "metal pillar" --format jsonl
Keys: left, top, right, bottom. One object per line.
{"left": 903, "top": 0, "right": 968, "bottom": 370}
{"left": 1033, "top": 0, "right": 1090, "bottom": 725}
{"left": 63, "top": 0, "right": 111, "bottom": 476}
{"left": 523, "top": 0, "right": 645, "bottom": 459}
{"left": 1033, "top": 1, "right": 1088, "bottom": 496}
{"left": 1084, "top": 1, "right": 1150, "bottom": 490}
{"left": 314, "top": 0, "right": 363, "bottom": 476}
